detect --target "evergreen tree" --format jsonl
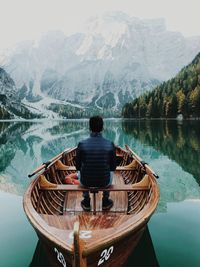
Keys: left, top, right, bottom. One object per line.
{"left": 189, "top": 87, "right": 200, "bottom": 117}
{"left": 122, "top": 52, "right": 200, "bottom": 119}
{"left": 176, "top": 90, "right": 187, "bottom": 117}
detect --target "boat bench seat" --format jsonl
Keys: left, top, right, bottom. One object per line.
{"left": 57, "top": 166, "right": 137, "bottom": 171}
{"left": 40, "top": 184, "right": 150, "bottom": 192}
{"left": 40, "top": 174, "right": 150, "bottom": 192}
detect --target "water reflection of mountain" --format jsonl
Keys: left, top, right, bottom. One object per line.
{"left": 122, "top": 120, "right": 200, "bottom": 185}
{"left": 1, "top": 119, "right": 200, "bottom": 202}
{"left": 47, "top": 120, "right": 88, "bottom": 135}
{"left": 0, "top": 122, "right": 32, "bottom": 171}
{"left": 0, "top": 119, "right": 139, "bottom": 195}
{"left": 0, "top": 121, "right": 89, "bottom": 194}
{"left": 41, "top": 121, "right": 88, "bottom": 160}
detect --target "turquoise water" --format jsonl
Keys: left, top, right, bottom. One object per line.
{"left": 0, "top": 119, "right": 200, "bottom": 267}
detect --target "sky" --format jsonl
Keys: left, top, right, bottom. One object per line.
{"left": 0, "top": 0, "right": 200, "bottom": 51}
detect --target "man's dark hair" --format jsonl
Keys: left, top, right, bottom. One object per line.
{"left": 89, "top": 116, "right": 103, "bottom": 132}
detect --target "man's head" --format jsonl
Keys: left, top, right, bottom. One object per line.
{"left": 89, "top": 116, "right": 103, "bottom": 132}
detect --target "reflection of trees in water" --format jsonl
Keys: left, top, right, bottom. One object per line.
{"left": 122, "top": 120, "right": 200, "bottom": 185}
{"left": 0, "top": 122, "right": 33, "bottom": 172}
{"left": 104, "top": 120, "right": 135, "bottom": 147}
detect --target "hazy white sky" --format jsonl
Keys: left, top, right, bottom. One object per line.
{"left": 0, "top": 0, "right": 200, "bottom": 51}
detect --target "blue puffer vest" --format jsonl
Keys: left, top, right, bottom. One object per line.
{"left": 75, "top": 132, "right": 116, "bottom": 187}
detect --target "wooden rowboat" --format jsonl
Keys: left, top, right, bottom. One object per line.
{"left": 23, "top": 145, "right": 159, "bottom": 267}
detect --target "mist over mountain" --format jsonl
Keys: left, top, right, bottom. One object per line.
{"left": 1, "top": 12, "right": 200, "bottom": 117}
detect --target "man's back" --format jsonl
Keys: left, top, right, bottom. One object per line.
{"left": 76, "top": 132, "right": 116, "bottom": 187}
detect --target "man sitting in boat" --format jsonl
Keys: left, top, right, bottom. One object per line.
{"left": 66, "top": 116, "right": 116, "bottom": 211}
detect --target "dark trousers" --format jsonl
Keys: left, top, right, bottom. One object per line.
{"left": 82, "top": 172, "right": 113, "bottom": 199}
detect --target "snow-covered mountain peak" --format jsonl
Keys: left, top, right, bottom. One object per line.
{"left": 142, "top": 17, "right": 166, "bottom": 32}
{"left": 76, "top": 14, "right": 168, "bottom": 60}
{"left": 76, "top": 13, "right": 130, "bottom": 56}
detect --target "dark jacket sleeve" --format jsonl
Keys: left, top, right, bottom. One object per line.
{"left": 110, "top": 142, "right": 117, "bottom": 171}
{"left": 75, "top": 142, "right": 81, "bottom": 171}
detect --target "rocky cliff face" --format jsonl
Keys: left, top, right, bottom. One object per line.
{"left": 3, "top": 12, "right": 200, "bottom": 112}
{"left": 0, "top": 68, "right": 40, "bottom": 119}
{"left": 0, "top": 67, "right": 16, "bottom": 97}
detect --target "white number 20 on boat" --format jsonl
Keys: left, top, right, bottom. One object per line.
{"left": 54, "top": 247, "right": 67, "bottom": 267}
{"left": 97, "top": 246, "right": 114, "bottom": 266}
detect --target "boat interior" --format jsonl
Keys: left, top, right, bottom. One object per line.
{"left": 30, "top": 147, "right": 154, "bottom": 231}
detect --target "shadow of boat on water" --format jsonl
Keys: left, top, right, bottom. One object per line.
{"left": 29, "top": 240, "right": 49, "bottom": 267}
{"left": 29, "top": 226, "right": 159, "bottom": 267}
{"left": 125, "top": 226, "right": 159, "bottom": 267}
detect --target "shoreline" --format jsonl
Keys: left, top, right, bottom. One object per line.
{"left": 122, "top": 117, "right": 200, "bottom": 121}
{"left": 0, "top": 117, "right": 200, "bottom": 122}
{"left": 0, "top": 117, "right": 122, "bottom": 122}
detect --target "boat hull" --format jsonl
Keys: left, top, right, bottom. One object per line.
{"left": 37, "top": 226, "right": 146, "bottom": 267}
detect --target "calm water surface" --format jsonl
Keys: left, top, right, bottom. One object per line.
{"left": 0, "top": 119, "right": 200, "bottom": 267}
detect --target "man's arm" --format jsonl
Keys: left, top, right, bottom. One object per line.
{"left": 110, "top": 142, "right": 117, "bottom": 171}
{"left": 75, "top": 143, "right": 81, "bottom": 170}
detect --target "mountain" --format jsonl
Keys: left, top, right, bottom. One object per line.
{"left": 122, "top": 52, "right": 200, "bottom": 118}
{"left": 2, "top": 12, "right": 200, "bottom": 116}
{"left": 0, "top": 68, "right": 40, "bottom": 119}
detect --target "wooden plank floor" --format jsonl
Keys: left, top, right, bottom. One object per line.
{"left": 64, "top": 171, "right": 128, "bottom": 214}
{"left": 41, "top": 213, "right": 129, "bottom": 230}
{"left": 40, "top": 171, "right": 130, "bottom": 230}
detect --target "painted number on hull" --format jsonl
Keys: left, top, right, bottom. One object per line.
{"left": 69, "top": 230, "right": 92, "bottom": 239}
{"left": 54, "top": 248, "right": 66, "bottom": 267}
{"left": 97, "top": 246, "right": 114, "bottom": 266}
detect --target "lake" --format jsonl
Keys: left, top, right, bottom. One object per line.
{"left": 0, "top": 119, "right": 200, "bottom": 267}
